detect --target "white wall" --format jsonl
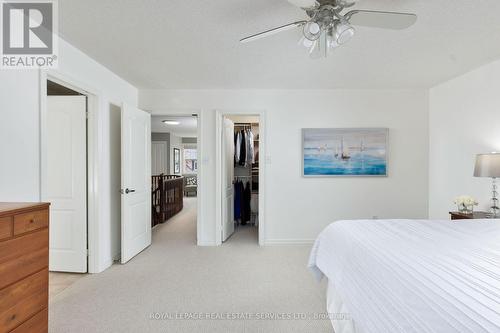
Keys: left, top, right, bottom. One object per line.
{"left": 429, "top": 59, "right": 500, "bottom": 218}
{"left": 0, "top": 70, "right": 40, "bottom": 201}
{"left": 140, "top": 89, "right": 430, "bottom": 245}
{"left": 0, "top": 37, "right": 138, "bottom": 272}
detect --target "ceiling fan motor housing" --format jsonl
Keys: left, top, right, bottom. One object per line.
{"left": 304, "top": 5, "right": 344, "bottom": 40}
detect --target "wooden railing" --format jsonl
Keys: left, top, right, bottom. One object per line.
{"left": 152, "top": 174, "right": 184, "bottom": 227}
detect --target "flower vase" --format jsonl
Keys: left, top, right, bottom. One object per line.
{"left": 458, "top": 203, "right": 474, "bottom": 214}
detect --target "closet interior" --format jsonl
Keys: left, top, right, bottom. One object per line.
{"left": 232, "top": 118, "right": 259, "bottom": 231}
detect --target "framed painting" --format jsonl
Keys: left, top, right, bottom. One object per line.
{"left": 173, "top": 148, "right": 181, "bottom": 174}
{"left": 302, "top": 128, "right": 388, "bottom": 177}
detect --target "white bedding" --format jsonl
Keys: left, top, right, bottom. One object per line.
{"left": 327, "top": 278, "right": 357, "bottom": 333}
{"left": 308, "top": 219, "right": 500, "bottom": 333}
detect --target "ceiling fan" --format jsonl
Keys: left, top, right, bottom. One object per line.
{"left": 240, "top": 0, "right": 417, "bottom": 59}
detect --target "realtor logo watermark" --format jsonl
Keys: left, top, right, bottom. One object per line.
{"left": 1, "top": 0, "right": 58, "bottom": 68}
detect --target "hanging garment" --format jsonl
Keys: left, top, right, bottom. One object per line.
{"left": 252, "top": 171, "right": 259, "bottom": 192}
{"left": 239, "top": 129, "right": 246, "bottom": 166}
{"left": 242, "top": 181, "right": 252, "bottom": 224}
{"left": 234, "top": 131, "right": 241, "bottom": 164}
{"left": 246, "top": 129, "right": 254, "bottom": 165}
{"left": 234, "top": 180, "right": 242, "bottom": 220}
{"left": 234, "top": 132, "right": 237, "bottom": 163}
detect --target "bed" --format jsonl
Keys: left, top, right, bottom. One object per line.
{"left": 308, "top": 219, "right": 500, "bottom": 333}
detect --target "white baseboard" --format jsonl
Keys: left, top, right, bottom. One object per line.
{"left": 197, "top": 240, "right": 218, "bottom": 246}
{"left": 196, "top": 239, "right": 315, "bottom": 246}
{"left": 264, "top": 239, "right": 315, "bottom": 246}
{"left": 94, "top": 258, "right": 114, "bottom": 274}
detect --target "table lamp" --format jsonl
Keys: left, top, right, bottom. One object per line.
{"left": 474, "top": 153, "right": 500, "bottom": 217}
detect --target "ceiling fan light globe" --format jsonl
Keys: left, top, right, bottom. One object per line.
{"left": 308, "top": 22, "right": 320, "bottom": 34}
{"left": 308, "top": 40, "right": 319, "bottom": 55}
{"left": 335, "top": 23, "right": 355, "bottom": 45}
{"left": 303, "top": 38, "right": 314, "bottom": 48}
{"left": 303, "top": 21, "right": 322, "bottom": 41}
{"left": 328, "top": 39, "right": 339, "bottom": 50}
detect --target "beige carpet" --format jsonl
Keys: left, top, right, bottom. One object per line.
{"left": 49, "top": 197, "right": 331, "bottom": 333}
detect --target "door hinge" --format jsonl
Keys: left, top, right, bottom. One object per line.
{"left": 86, "top": 110, "right": 89, "bottom": 119}
{"left": 86, "top": 249, "right": 90, "bottom": 257}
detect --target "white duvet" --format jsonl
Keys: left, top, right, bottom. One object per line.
{"left": 308, "top": 219, "right": 500, "bottom": 333}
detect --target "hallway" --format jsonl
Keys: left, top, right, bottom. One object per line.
{"left": 49, "top": 197, "right": 330, "bottom": 333}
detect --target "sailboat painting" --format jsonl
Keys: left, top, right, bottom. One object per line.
{"left": 303, "top": 128, "right": 388, "bottom": 176}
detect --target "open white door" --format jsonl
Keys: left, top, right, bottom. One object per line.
{"left": 121, "top": 104, "right": 151, "bottom": 264}
{"left": 222, "top": 117, "right": 235, "bottom": 242}
{"left": 45, "top": 96, "right": 87, "bottom": 272}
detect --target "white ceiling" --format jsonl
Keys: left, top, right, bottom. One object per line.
{"left": 151, "top": 116, "right": 197, "bottom": 138}
{"left": 58, "top": 0, "right": 500, "bottom": 89}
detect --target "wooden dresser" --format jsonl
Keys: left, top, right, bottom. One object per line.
{"left": 449, "top": 211, "right": 494, "bottom": 220}
{"left": 0, "top": 203, "right": 50, "bottom": 333}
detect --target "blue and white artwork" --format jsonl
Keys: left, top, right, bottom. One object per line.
{"left": 303, "top": 128, "right": 388, "bottom": 176}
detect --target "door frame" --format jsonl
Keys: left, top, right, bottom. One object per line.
{"left": 215, "top": 109, "right": 267, "bottom": 246}
{"left": 40, "top": 69, "right": 100, "bottom": 273}
{"left": 149, "top": 111, "right": 204, "bottom": 245}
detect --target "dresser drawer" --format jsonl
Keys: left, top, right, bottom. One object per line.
{"left": 0, "top": 229, "right": 49, "bottom": 290}
{"left": 0, "top": 269, "right": 48, "bottom": 333}
{"left": 13, "top": 210, "right": 48, "bottom": 236}
{"left": 0, "top": 217, "right": 13, "bottom": 241}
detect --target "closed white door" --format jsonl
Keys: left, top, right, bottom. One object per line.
{"left": 121, "top": 104, "right": 151, "bottom": 264}
{"left": 151, "top": 141, "right": 168, "bottom": 175}
{"left": 44, "top": 96, "right": 87, "bottom": 273}
{"left": 222, "top": 117, "right": 235, "bottom": 242}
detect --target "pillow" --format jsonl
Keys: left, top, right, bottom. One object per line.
{"left": 186, "top": 176, "right": 197, "bottom": 186}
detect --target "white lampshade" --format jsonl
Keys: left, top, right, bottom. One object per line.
{"left": 474, "top": 153, "right": 500, "bottom": 178}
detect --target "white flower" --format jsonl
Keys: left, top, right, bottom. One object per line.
{"left": 454, "top": 195, "right": 478, "bottom": 206}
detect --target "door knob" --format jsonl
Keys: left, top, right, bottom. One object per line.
{"left": 125, "top": 188, "right": 136, "bottom": 194}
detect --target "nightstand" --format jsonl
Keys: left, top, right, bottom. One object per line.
{"left": 449, "top": 211, "right": 494, "bottom": 220}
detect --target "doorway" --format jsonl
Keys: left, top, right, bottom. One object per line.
{"left": 218, "top": 113, "right": 263, "bottom": 245}
{"left": 44, "top": 80, "right": 88, "bottom": 273}
{"left": 150, "top": 115, "right": 199, "bottom": 241}
{"left": 42, "top": 74, "right": 154, "bottom": 275}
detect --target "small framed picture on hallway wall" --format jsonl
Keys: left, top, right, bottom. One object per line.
{"left": 174, "top": 148, "right": 180, "bottom": 174}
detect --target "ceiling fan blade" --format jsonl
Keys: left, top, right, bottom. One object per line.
{"left": 240, "top": 21, "right": 307, "bottom": 43}
{"left": 345, "top": 10, "right": 417, "bottom": 30}
{"left": 287, "top": 0, "right": 317, "bottom": 9}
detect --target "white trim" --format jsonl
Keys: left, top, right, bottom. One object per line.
{"left": 39, "top": 69, "right": 101, "bottom": 274}
{"left": 195, "top": 111, "right": 204, "bottom": 246}
{"left": 264, "top": 239, "right": 315, "bottom": 246}
{"left": 197, "top": 240, "right": 218, "bottom": 246}
{"left": 215, "top": 112, "right": 222, "bottom": 245}
{"left": 215, "top": 109, "right": 267, "bottom": 246}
